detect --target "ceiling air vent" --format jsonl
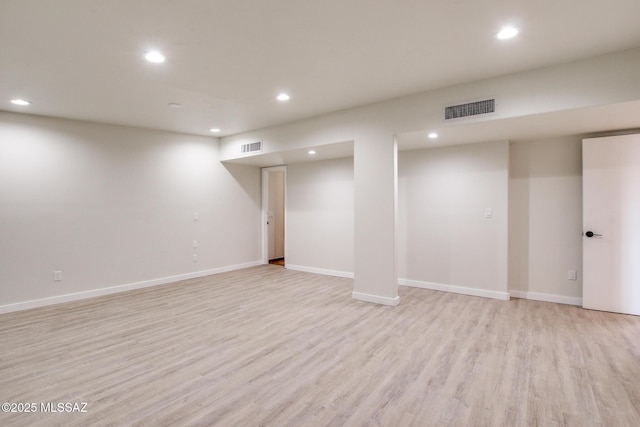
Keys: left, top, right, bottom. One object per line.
{"left": 445, "top": 99, "right": 495, "bottom": 120}
{"left": 241, "top": 141, "right": 262, "bottom": 154}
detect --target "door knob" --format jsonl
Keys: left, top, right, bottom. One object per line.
{"left": 585, "top": 231, "right": 602, "bottom": 238}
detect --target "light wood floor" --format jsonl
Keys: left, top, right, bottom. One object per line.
{"left": 1, "top": 265, "right": 639, "bottom": 426}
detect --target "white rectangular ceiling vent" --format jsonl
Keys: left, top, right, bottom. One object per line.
{"left": 445, "top": 99, "right": 495, "bottom": 120}
{"left": 241, "top": 141, "right": 262, "bottom": 154}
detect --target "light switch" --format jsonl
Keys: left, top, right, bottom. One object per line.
{"left": 484, "top": 208, "right": 493, "bottom": 219}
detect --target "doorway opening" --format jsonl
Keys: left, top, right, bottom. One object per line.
{"left": 262, "top": 166, "right": 286, "bottom": 266}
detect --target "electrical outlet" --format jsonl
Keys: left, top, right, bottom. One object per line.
{"left": 53, "top": 271, "right": 62, "bottom": 281}
{"left": 568, "top": 270, "right": 577, "bottom": 281}
{"left": 193, "top": 254, "right": 198, "bottom": 262}
{"left": 193, "top": 212, "right": 199, "bottom": 221}
{"left": 193, "top": 240, "right": 198, "bottom": 248}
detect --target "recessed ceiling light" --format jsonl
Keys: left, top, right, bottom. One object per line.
{"left": 168, "top": 102, "right": 182, "bottom": 108}
{"left": 277, "top": 93, "right": 290, "bottom": 101}
{"left": 145, "top": 51, "right": 166, "bottom": 63}
{"left": 308, "top": 150, "right": 316, "bottom": 155}
{"left": 497, "top": 26, "right": 519, "bottom": 40}
{"left": 10, "top": 99, "right": 31, "bottom": 106}
{"left": 210, "top": 128, "right": 221, "bottom": 133}
{"left": 428, "top": 132, "right": 438, "bottom": 139}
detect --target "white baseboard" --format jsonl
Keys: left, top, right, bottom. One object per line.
{"left": 352, "top": 291, "right": 400, "bottom": 306}
{"left": 285, "top": 264, "right": 354, "bottom": 278}
{"left": 399, "top": 278, "right": 510, "bottom": 301}
{"left": 509, "top": 290, "right": 582, "bottom": 306}
{"left": 285, "top": 265, "right": 397, "bottom": 306}
{"left": 0, "top": 260, "right": 262, "bottom": 314}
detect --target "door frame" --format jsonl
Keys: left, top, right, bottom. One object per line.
{"left": 261, "top": 165, "right": 287, "bottom": 265}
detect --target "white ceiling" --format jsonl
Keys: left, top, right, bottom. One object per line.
{"left": 2, "top": 0, "right": 640, "bottom": 139}
{"left": 397, "top": 100, "right": 640, "bottom": 150}
{"left": 224, "top": 100, "right": 640, "bottom": 166}
{"left": 224, "top": 141, "right": 355, "bottom": 167}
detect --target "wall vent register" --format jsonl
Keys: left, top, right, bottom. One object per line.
{"left": 445, "top": 99, "right": 495, "bottom": 120}
{"left": 241, "top": 141, "right": 263, "bottom": 154}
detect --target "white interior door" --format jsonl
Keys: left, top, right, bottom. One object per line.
{"left": 262, "top": 166, "right": 286, "bottom": 263}
{"left": 582, "top": 134, "right": 640, "bottom": 315}
{"left": 267, "top": 171, "right": 285, "bottom": 260}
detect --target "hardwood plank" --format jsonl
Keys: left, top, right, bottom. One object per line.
{"left": 1, "top": 265, "right": 639, "bottom": 426}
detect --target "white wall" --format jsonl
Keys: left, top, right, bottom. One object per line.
{"left": 509, "top": 137, "right": 583, "bottom": 303}
{"left": 398, "top": 141, "right": 509, "bottom": 298}
{"left": 285, "top": 141, "right": 511, "bottom": 301}
{"left": 220, "top": 47, "right": 640, "bottom": 304}
{"left": 0, "top": 112, "right": 262, "bottom": 311}
{"left": 284, "top": 137, "right": 585, "bottom": 304}
{"left": 0, "top": 109, "right": 588, "bottom": 311}
{"left": 286, "top": 157, "right": 354, "bottom": 276}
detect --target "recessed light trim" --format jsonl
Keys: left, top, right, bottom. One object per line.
{"left": 497, "top": 26, "right": 519, "bottom": 40}
{"left": 428, "top": 132, "right": 438, "bottom": 139}
{"left": 145, "top": 50, "right": 166, "bottom": 63}
{"left": 277, "top": 93, "right": 290, "bottom": 101}
{"left": 210, "top": 128, "right": 221, "bottom": 133}
{"left": 168, "top": 102, "right": 182, "bottom": 108}
{"left": 10, "top": 99, "right": 31, "bottom": 106}
{"left": 308, "top": 150, "right": 316, "bottom": 155}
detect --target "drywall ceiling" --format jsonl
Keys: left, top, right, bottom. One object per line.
{"left": 224, "top": 141, "right": 355, "bottom": 167}
{"left": 396, "top": 100, "right": 640, "bottom": 150}
{"left": 1, "top": 0, "right": 640, "bottom": 138}
{"left": 223, "top": 100, "right": 640, "bottom": 166}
